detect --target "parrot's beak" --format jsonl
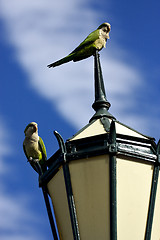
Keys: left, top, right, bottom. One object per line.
{"left": 106, "top": 33, "right": 110, "bottom": 39}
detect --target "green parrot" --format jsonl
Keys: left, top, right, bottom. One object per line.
{"left": 23, "top": 122, "right": 47, "bottom": 173}
{"left": 47, "top": 22, "right": 111, "bottom": 68}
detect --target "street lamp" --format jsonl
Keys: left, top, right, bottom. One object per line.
{"left": 33, "top": 50, "right": 160, "bottom": 240}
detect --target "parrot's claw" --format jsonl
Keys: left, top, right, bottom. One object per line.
{"left": 28, "top": 157, "right": 39, "bottom": 164}
{"left": 28, "top": 157, "right": 33, "bottom": 162}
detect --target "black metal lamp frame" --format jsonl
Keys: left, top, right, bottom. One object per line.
{"left": 36, "top": 50, "right": 159, "bottom": 240}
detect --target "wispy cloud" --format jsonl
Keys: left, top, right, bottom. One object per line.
{"left": 0, "top": 193, "right": 41, "bottom": 233}
{"left": 0, "top": 118, "right": 46, "bottom": 240}
{"left": 0, "top": 118, "right": 12, "bottom": 174}
{"left": 0, "top": 0, "right": 146, "bottom": 132}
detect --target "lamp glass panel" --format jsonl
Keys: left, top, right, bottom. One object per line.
{"left": 151, "top": 168, "right": 160, "bottom": 240}
{"left": 69, "top": 155, "right": 110, "bottom": 240}
{"left": 117, "top": 156, "right": 153, "bottom": 240}
{"left": 47, "top": 168, "right": 74, "bottom": 240}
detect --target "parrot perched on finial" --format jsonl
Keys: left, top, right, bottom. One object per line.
{"left": 23, "top": 122, "right": 47, "bottom": 173}
{"left": 47, "top": 22, "right": 111, "bottom": 68}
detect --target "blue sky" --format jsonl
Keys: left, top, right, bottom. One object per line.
{"left": 0, "top": 0, "right": 160, "bottom": 239}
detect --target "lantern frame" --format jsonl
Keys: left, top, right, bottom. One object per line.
{"left": 31, "top": 50, "right": 160, "bottom": 240}
{"left": 39, "top": 119, "right": 159, "bottom": 240}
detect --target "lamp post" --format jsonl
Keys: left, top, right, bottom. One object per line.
{"left": 33, "top": 50, "right": 160, "bottom": 240}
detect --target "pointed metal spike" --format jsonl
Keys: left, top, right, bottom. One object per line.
{"left": 54, "top": 130, "right": 67, "bottom": 154}
{"left": 109, "top": 119, "right": 117, "bottom": 154}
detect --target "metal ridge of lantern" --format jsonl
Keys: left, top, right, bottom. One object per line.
{"left": 31, "top": 49, "right": 160, "bottom": 240}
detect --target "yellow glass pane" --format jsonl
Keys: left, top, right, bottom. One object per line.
{"left": 69, "top": 155, "right": 110, "bottom": 240}
{"left": 117, "top": 157, "right": 153, "bottom": 240}
{"left": 47, "top": 168, "right": 74, "bottom": 240}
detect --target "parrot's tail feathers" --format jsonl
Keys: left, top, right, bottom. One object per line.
{"left": 47, "top": 54, "right": 74, "bottom": 68}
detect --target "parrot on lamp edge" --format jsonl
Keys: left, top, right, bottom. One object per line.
{"left": 23, "top": 122, "right": 47, "bottom": 174}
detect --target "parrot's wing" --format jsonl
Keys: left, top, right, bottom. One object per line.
{"left": 38, "top": 136, "right": 47, "bottom": 161}
{"left": 71, "top": 29, "right": 100, "bottom": 54}
{"left": 23, "top": 142, "right": 41, "bottom": 173}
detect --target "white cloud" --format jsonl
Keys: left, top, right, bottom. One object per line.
{"left": 0, "top": 0, "right": 145, "bottom": 133}
{"left": 0, "top": 118, "right": 46, "bottom": 240}
{"left": 0, "top": 192, "right": 46, "bottom": 240}
{"left": 0, "top": 119, "right": 12, "bottom": 173}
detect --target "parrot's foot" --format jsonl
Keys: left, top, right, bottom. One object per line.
{"left": 28, "top": 157, "right": 33, "bottom": 162}
{"left": 28, "top": 157, "right": 39, "bottom": 164}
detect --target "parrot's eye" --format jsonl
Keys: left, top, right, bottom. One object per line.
{"left": 103, "top": 28, "right": 108, "bottom": 33}
{"left": 30, "top": 125, "right": 36, "bottom": 131}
